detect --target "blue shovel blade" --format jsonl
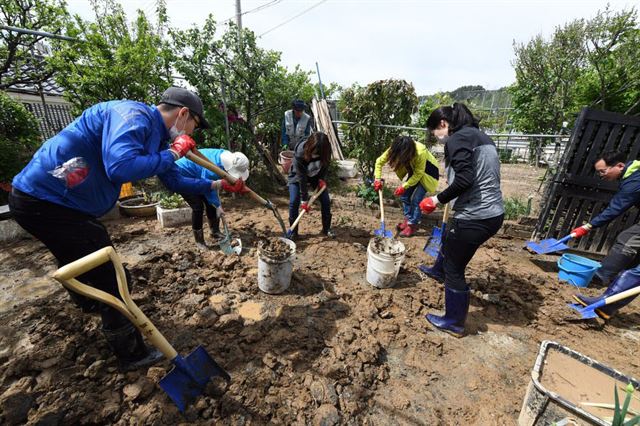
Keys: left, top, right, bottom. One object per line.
{"left": 566, "top": 303, "right": 598, "bottom": 319}
{"left": 374, "top": 221, "right": 393, "bottom": 238}
{"left": 424, "top": 224, "right": 446, "bottom": 258}
{"left": 159, "top": 346, "right": 231, "bottom": 412}
{"left": 526, "top": 236, "right": 570, "bottom": 255}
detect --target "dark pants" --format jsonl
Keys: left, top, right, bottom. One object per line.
{"left": 442, "top": 214, "right": 504, "bottom": 291}
{"left": 8, "top": 189, "right": 130, "bottom": 331}
{"left": 288, "top": 183, "right": 331, "bottom": 234}
{"left": 596, "top": 223, "right": 640, "bottom": 284}
{"left": 181, "top": 193, "right": 218, "bottom": 231}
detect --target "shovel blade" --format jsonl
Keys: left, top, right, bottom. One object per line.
{"left": 566, "top": 303, "right": 598, "bottom": 319}
{"left": 526, "top": 238, "right": 569, "bottom": 255}
{"left": 159, "top": 346, "right": 230, "bottom": 412}
{"left": 374, "top": 221, "right": 393, "bottom": 238}
{"left": 423, "top": 224, "right": 445, "bottom": 258}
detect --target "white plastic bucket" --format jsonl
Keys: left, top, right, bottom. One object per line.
{"left": 366, "top": 238, "right": 406, "bottom": 288}
{"left": 278, "top": 150, "right": 294, "bottom": 174}
{"left": 336, "top": 159, "right": 358, "bottom": 178}
{"left": 257, "top": 238, "right": 296, "bottom": 294}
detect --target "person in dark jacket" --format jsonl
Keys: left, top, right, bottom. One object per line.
{"left": 8, "top": 87, "right": 247, "bottom": 371}
{"left": 288, "top": 131, "right": 334, "bottom": 239}
{"left": 570, "top": 151, "right": 640, "bottom": 284}
{"left": 419, "top": 103, "right": 504, "bottom": 337}
{"left": 569, "top": 151, "right": 640, "bottom": 318}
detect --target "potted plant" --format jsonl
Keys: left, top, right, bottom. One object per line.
{"left": 119, "top": 190, "right": 160, "bottom": 217}
{"left": 156, "top": 193, "right": 191, "bottom": 228}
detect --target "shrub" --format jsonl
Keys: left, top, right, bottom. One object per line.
{"left": 503, "top": 197, "right": 531, "bottom": 220}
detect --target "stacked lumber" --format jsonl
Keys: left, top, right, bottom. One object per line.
{"left": 311, "top": 98, "right": 344, "bottom": 160}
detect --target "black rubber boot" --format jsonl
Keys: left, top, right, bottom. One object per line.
{"left": 573, "top": 269, "right": 640, "bottom": 319}
{"left": 594, "top": 251, "right": 635, "bottom": 286}
{"left": 425, "top": 287, "right": 470, "bottom": 337}
{"left": 102, "top": 323, "right": 164, "bottom": 372}
{"left": 193, "top": 229, "right": 207, "bottom": 248}
{"left": 322, "top": 213, "right": 335, "bottom": 238}
{"left": 208, "top": 217, "right": 223, "bottom": 240}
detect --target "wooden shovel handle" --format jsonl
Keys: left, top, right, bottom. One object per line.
{"left": 442, "top": 202, "right": 451, "bottom": 224}
{"left": 185, "top": 149, "right": 269, "bottom": 207}
{"left": 289, "top": 186, "right": 327, "bottom": 233}
{"left": 378, "top": 190, "right": 385, "bottom": 223}
{"left": 52, "top": 247, "right": 178, "bottom": 360}
{"left": 602, "top": 285, "right": 640, "bottom": 305}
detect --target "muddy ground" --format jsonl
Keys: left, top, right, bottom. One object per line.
{"left": 1, "top": 189, "right": 640, "bottom": 425}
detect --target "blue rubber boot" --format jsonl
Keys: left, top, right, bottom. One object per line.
{"left": 426, "top": 286, "right": 470, "bottom": 337}
{"left": 573, "top": 269, "right": 640, "bottom": 319}
{"left": 418, "top": 251, "right": 445, "bottom": 283}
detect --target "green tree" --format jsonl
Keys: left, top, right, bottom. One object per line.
{"left": 339, "top": 79, "right": 418, "bottom": 180}
{"left": 0, "top": 0, "right": 70, "bottom": 90}
{"left": 171, "top": 19, "right": 315, "bottom": 166}
{"left": 0, "top": 92, "right": 41, "bottom": 185}
{"left": 49, "top": 0, "right": 173, "bottom": 114}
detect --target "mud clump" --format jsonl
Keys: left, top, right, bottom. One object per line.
{"left": 370, "top": 237, "right": 404, "bottom": 256}
{"left": 258, "top": 238, "right": 293, "bottom": 261}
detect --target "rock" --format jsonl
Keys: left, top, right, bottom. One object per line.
{"left": 262, "top": 352, "right": 278, "bottom": 369}
{"left": 0, "top": 377, "right": 35, "bottom": 425}
{"left": 146, "top": 367, "right": 165, "bottom": 383}
{"left": 313, "top": 404, "right": 340, "bottom": 426}
{"left": 123, "top": 377, "right": 155, "bottom": 401}
{"left": 83, "top": 360, "right": 106, "bottom": 379}
{"left": 216, "top": 313, "right": 243, "bottom": 329}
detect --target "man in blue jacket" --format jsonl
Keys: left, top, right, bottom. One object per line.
{"left": 175, "top": 148, "right": 250, "bottom": 248}
{"left": 8, "top": 87, "right": 246, "bottom": 371}
{"left": 281, "top": 100, "right": 312, "bottom": 151}
{"left": 570, "top": 151, "right": 640, "bottom": 318}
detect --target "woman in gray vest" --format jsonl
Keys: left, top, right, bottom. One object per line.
{"left": 288, "top": 131, "right": 334, "bottom": 239}
{"left": 420, "top": 103, "right": 504, "bottom": 337}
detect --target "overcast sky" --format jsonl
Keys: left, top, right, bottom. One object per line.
{"left": 65, "top": 0, "right": 636, "bottom": 95}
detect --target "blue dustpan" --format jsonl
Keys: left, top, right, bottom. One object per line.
{"left": 160, "top": 346, "right": 231, "bottom": 412}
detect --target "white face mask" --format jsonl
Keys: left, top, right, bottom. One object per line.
{"left": 169, "top": 110, "right": 188, "bottom": 140}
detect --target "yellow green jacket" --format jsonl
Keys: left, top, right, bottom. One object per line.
{"left": 374, "top": 141, "right": 439, "bottom": 193}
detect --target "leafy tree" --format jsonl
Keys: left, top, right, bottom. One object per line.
{"left": 449, "top": 85, "right": 485, "bottom": 102}
{"left": 339, "top": 79, "right": 418, "bottom": 180}
{"left": 0, "top": 91, "right": 41, "bottom": 185}
{"left": 49, "top": 0, "right": 173, "bottom": 114}
{"left": 171, "top": 19, "right": 315, "bottom": 167}
{"left": 416, "top": 91, "right": 454, "bottom": 129}
{"left": 0, "top": 0, "right": 70, "bottom": 90}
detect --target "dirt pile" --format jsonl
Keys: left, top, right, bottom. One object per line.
{"left": 1, "top": 194, "right": 639, "bottom": 425}
{"left": 258, "top": 238, "right": 294, "bottom": 261}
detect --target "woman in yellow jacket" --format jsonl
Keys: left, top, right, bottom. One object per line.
{"left": 374, "top": 135, "right": 439, "bottom": 237}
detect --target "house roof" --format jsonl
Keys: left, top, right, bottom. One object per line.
{"left": 2, "top": 61, "right": 65, "bottom": 97}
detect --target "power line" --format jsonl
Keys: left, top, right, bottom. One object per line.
{"left": 259, "top": 0, "right": 329, "bottom": 37}
{"left": 220, "top": 0, "right": 283, "bottom": 25}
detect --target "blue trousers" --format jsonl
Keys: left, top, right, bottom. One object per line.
{"left": 400, "top": 184, "right": 427, "bottom": 225}
{"left": 289, "top": 183, "right": 331, "bottom": 233}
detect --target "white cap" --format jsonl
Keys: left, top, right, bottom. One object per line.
{"left": 221, "top": 151, "right": 250, "bottom": 181}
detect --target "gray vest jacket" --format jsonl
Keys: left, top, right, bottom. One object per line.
{"left": 285, "top": 110, "right": 310, "bottom": 149}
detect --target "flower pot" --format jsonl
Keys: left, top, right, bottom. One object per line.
{"left": 119, "top": 197, "right": 158, "bottom": 217}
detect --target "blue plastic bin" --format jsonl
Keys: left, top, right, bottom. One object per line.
{"left": 557, "top": 253, "right": 601, "bottom": 287}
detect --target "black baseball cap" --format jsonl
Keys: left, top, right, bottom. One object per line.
{"left": 160, "top": 87, "right": 210, "bottom": 129}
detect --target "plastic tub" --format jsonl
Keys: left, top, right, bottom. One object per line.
{"left": 366, "top": 238, "right": 406, "bottom": 288}
{"left": 336, "top": 160, "right": 358, "bottom": 178}
{"left": 257, "top": 238, "right": 296, "bottom": 294}
{"left": 518, "top": 340, "right": 640, "bottom": 426}
{"left": 557, "top": 254, "right": 601, "bottom": 287}
{"left": 278, "top": 150, "right": 294, "bottom": 174}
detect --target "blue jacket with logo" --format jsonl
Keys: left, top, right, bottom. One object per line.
{"left": 591, "top": 160, "right": 640, "bottom": 228}
{"left": 12, "top": 100, "right": 213, "bottom": 217}
{"left": 175, "top": 148, "right": 225, "bottom": 207}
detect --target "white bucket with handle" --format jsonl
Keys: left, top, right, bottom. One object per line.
{"left": 257, "top": 238, "right": 296, "bottom": 294}
{"left": 366, "top": 238, "right": 406, "bottom": 289}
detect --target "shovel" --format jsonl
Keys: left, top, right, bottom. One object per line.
{"left": 374, "top": 190, "right": 393, "bottom": 238}
{"left": 218, "top": 213, "right": 242, "bottom": 255}
{"left": 424, "top": 203, "right": 451, "bottom": 258}
{"left": 52, "top": 246, "right": 231, "bottom": 412}
{"left": 286, "top": 185, "right": 326, "bottom": 239}
{"left": 567, "top": 285, "right": 640, "bottom": 319}
{"left": 526, "top": 234, "right": 573, "bottom": 255}
{"left": 185, "top": 149, "right": 288, "bottom": 236}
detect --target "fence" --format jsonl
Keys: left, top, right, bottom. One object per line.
{"left": 334, "top": 120, "right": 568, "bottom": 167}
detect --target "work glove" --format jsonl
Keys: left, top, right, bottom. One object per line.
{"left": 221, "top": 178, "right": 246, "bottom": 193}
{"left": 419, "top": 196, "right": 440, "bottom": 214}
{"left": 169, "top": 134, "right": 196, "bottom": 160}
{"left": 301, "top": 201, "right": 311, "bottom": 213}
{"left": 373, "top": 179, "right": 384, "bottom": 192}
{"left": 394, "top": 186, "right": 406, "bottom": 197}
{"left": 318, "top": 179, "right": 327, "bottom": 190}
{"left": 570, "top": 224, "right": 592, "bottom": 239}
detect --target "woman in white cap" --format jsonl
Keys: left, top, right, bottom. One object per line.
{"left": 175, "top": 148, "right": 250, "bottom": 247}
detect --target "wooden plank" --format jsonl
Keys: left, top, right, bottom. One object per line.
{"left": 627, "top": 129, "right": 640, "bottom": 160}
{"left": 616, "top": 125, "right": 638, "bottom": 155}
{"left": 569, "top": 120, "right": 599, "bottom": 175}
{"left": 579, "top": 122, "right": 612, "bottom": 176}
{"left": 584, "top": 108, "right": 640, "bottom": 127}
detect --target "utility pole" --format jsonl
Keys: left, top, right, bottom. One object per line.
{"left": 235, "top": 0, "right": 243, "bottom": 33}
